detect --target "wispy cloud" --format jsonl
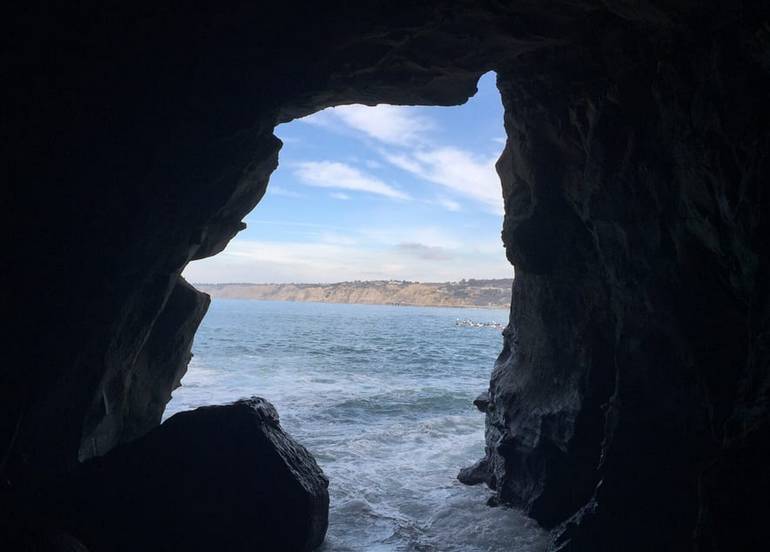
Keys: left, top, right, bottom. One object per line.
{"left": 301, "top": 104, "right": 435, "bottom": 146}
{"left": 293, "top": 161, "right": 410, "bottom": 200}
{"left": 301, "top": 103, "right": 503, "bottom": 214}
{"left": 395, "top": 242, "right": 453, "bottom": 261}
{"left": 359, "top": 225, "right": 462, "bottom": 250}
{"left": 330, "top": 192, "right": 351, "bottom": 200}
{"left": 435, "top": 197, "right": 462, "bottom": 212}
{"left": 268, "top": 185, "right": 305, "bottom": 199}
{"left": 382, "top": 147, "right": 503, "bottom": 214}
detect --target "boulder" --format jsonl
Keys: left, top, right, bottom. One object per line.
{"left": 37, "top": 398, "right": 329, "bottom": 552}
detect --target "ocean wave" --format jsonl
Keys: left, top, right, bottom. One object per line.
{"left": 455, "top": 318, "right": 504, "bottom": 330}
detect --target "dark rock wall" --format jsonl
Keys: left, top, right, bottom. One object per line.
{"left": 5, "top": 1, "right": 769, "bottom": 550}
{"left": 78, "top": 277, "right": 210, "bottom": 460}
{"left": 485, "top": 12, "right": 770, "bottom": 549}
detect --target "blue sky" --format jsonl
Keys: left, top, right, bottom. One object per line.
{"left": 184, "top": 71, "right": 513, "bottom": 284}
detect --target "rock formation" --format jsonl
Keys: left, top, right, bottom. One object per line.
{"left": 7, "top": 398, "right": 329, "bottom": 552}
{"left": 5, "top": 1, "right": 770, "bottom": 550}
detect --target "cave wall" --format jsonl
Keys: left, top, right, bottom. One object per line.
{"left": 5, "top": 1, "right": 769, "bottom": 550}
{"left": 483, "top": 18, "right": 770, "bottom": 549}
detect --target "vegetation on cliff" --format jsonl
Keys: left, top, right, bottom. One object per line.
{"left": 195, "top": 279, "right": 513, "bottom": 308}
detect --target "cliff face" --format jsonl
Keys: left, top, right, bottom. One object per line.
{"left": 196, "top": 280, "right": 513, "bottom": 308}
{"left": 469, "top": 20, "right": 770, "bottom": 546}
{"left": 5, "top": 2, "right": 770, "bottom": 550}
{"left": 492, "top": 24, "right": 770, "bottom": 548}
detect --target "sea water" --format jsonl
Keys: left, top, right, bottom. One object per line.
{"left": 165, "top": 299, "right": 548, "bottom": 551}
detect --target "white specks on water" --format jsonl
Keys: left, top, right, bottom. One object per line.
{"left": 166, "top": 299, "right": 548, "bottom": 551}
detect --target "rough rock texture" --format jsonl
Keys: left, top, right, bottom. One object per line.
{"left": 478, "top": 14, "right": 770, "bottom": 549}
{"left": 457, "top": 457, "right": 491, "bottom": 487}
{"left": 13, "top": 398, "right": 329, "bottom": 552}
{"left": 79, "top": 277, "right": 210, "bottom": 460}
{"left": 5, "top": 1, "right": 770, "bottom": 550}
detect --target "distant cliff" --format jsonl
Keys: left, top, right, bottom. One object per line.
{"left": 195, "top": 279, "right": 513, "bottom": 308}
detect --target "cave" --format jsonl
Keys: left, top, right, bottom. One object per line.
{"left": 4, "top": 2, "right": 770, "bottom": 551}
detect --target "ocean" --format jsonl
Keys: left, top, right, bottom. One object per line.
{"left": 165, "top": 299, "right": 547, "bottom": 551}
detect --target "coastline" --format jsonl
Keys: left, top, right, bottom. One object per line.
{"left": 193, "top": 279, "right": 512, "bottom": 310}
{"left": 203, "top": 296, "right": 510, "bottom": 310}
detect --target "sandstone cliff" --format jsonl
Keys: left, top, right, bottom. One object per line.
{"left": 196, "top": 279, "right": 513, "bottom": 308}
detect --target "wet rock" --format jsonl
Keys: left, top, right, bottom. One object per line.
{"left": 37, "top": 398, "right": 329, "bottom": 552}
{"left": 472, "top": 391, "right": 490, "bottom": 413}
{"left": 457, "top": 458, "right": 491, "bottom": 486}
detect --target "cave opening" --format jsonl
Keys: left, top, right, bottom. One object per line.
{"left": 7, "top": 4, "right": 769, "bottom": 551}
{"left": 164, "top": 72, "right": 546, "bottom": 550}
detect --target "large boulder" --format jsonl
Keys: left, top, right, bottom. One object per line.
{"left": 32, "top": 398, "right": 329, "bottom": 552}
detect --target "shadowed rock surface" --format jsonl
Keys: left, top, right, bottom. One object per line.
{"left": 19, "top": 398, "right": 329, "bottom": 552}
{"left": 79, "top": 277, "right": 210, "bottom": 461}
{"left": 5, "top": 1, "right": 770, "bottom": 550}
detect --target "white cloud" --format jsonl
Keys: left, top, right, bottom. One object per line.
{"left": 293, "top": 161, "right": 410, "bottom": 200}
{"left": 395, "top": 242, "right": 453, "bottom": 261}
{"left": 301, "top": 104, "right": 435, "bottom": 146}
{"left": 298, "top": 103, "right": 504, "bottom": 214}
{"left": 330, "top": 192, "right": 351, "bottom": 200}
{"left": 382, "top": 147, "right": 503, "bottom": 214}
{"left": 381, "top": 151, "right": 424, "bottom": 174}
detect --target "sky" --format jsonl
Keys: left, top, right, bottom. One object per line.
{"left": 183, "top": 71, "right": 513, "bottom": 284}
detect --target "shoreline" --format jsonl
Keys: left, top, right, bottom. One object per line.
{"left": 193, "top": 279, "right": 513, "bottom": 311}
{"left": 203, "top": 295, "right": 510, "bottom": 310}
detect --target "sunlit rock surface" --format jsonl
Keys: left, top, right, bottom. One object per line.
{"left": 5, "top": 1, "right": 770, "bottom": 550}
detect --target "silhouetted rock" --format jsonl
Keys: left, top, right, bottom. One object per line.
{"left": 37, "top": 398, "right": 329, "bottom": 552}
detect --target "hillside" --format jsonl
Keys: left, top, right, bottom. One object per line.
{"left": 195, "top": 279, "right": 513, "bottom": 308}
